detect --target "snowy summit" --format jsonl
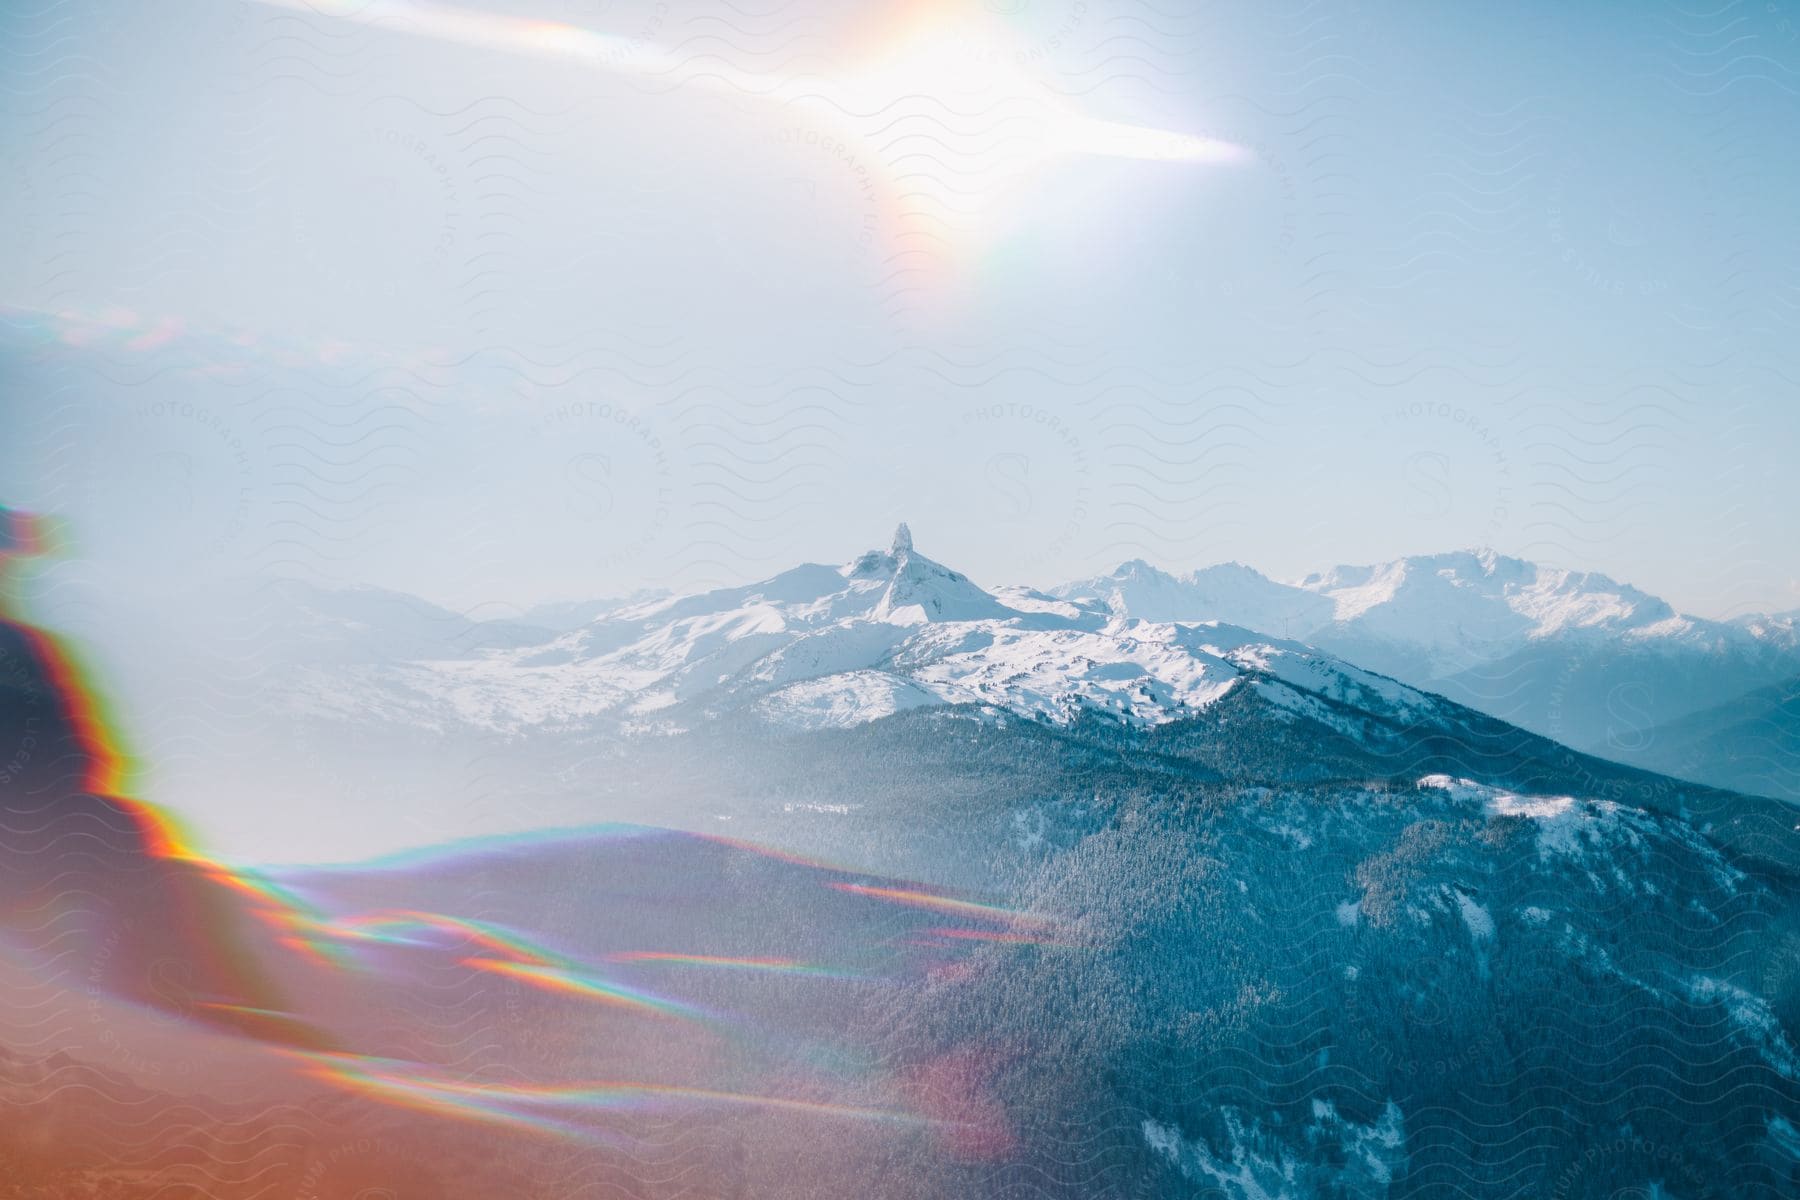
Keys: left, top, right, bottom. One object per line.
{"left": 287, "top": 526, "right": 1447, "bottom": 738}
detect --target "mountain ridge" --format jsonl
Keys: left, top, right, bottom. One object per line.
{"left": 260, "top": 531, "right": 1800, "bottom": 805}
{"left": 279, "top": 528, "right": 1483, "bottom": 745}
{"left": 1055, "top": 547, "right": 1800, "bottom": 790}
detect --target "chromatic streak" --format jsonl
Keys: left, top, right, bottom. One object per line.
{"left": 291, "top": 1051, "right": 934, "bottom": 1142}
{"left": 0, "top": 509, "right": 338, "bottom": 1039}
{"left": 698, "top": 831, "right": 870, "bottom": 876}
{"left": 291, "top": 821, "right": 659, "bottom": 875}
{"left": 0, "top": 516, "right": 987, "bottom": 1056}
{"left": 926, "top": 926, "right": 1067, "bottom": 947}
{"left": 0, "top": 303, "right": 441, "bottom": 378}
{"left": 0, "top": 508, "right": 300, "bottom": 874}
{"left": 238, "top": 0, "right": 1245, "bottom": 162}
{"left": 830, "top": 882, "right": 1052, "bottom": 929}
{"left": 1, "top": 511, "right": 143, "bottom": 804}
{"left": 310, "top": 909, "right": 713, "bottom": 1020}
{"left": 198, "top": 866, "right": 350, "bottom": 968}
{"left": 327, "top": 909, "right": 562, "bottom": 966}
{"left": 237, "top": 0, "right": 1247, "bottom": 270}
{"left": 463, "top": 957, "right": 707, "bottom": 1020}
{"left": 243, "top": 0, "right": 708, "bottom": 80}
{"left": 606, "top": 951, "right": 864, "bottom": 980}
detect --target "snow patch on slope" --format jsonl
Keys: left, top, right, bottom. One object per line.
{"left": 755, "top": 671, "right": 939, "bottom": 731}
{"left": 1061, "top": 550, "right": 1780, "bottom": 681}
{"left": 282, "top": 529, "right": 1484, "bottom": 740}
{"left": 1142, "top": 1101, "right": 1405, "bottom": 1198}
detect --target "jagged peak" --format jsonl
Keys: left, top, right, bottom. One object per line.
{"left": 892, "top": 522, "right": 913, "bottom": 555}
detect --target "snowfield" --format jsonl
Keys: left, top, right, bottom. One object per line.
{"left": 287, "top": 526, "right": 1462, "bottom": 738}
{"left": 1056, "top": 548, "right": 1785, "bottom": 675}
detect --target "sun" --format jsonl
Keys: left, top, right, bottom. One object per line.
{"left": 796, "top": 10, "right": 1244, "bottom": 254}
{"left": 241, "top": 0, "right": 1246, "bottom": 268}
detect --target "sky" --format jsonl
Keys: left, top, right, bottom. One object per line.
{"left": 4, "top": 0, "right": 1800, "bottom": 629}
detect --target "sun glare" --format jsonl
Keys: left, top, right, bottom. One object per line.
{"left": 243, "top": 0, "right": 1245, "bottom": 265}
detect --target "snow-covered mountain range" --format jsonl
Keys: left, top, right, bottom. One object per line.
{"left": 11, "top": 581, "right": 1800, "bottom": 1196}
{"left": 1055, "top": 550, "right": 1800, "bottom": 691}
{"left": 14, "top": 539, "right": 1800, "bottom": 1198}
{"left": 268, "top": 529, "right": 1800, "bottom": 803}
{"left": 1057, "top": 549, "right": 1728, "bottom": 672}
{"left": 286, "top": 525, "right": 1448, "bottom": 741}
{"left": 1058, "top": 549, "right": 1800, "bottom": 780}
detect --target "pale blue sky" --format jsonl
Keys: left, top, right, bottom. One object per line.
{"left": 4, "top": 0, "right": 1799, "bottom": 621}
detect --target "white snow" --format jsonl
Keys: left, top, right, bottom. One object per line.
{"left": 754, "top": 670, "right": 938, "bottom": 731}
{"left": 1455, "top": 892, "right": 1495, "bottom": 941}
{"left": 1142, "top": 1101, "right": 1405, "bottom": 1198}
{"left": 1686, "top": 976, "right": 1799, "bottom": 1078}
{"left": 281, "top": 536, "right": 1792, "bottom": 744}
{"left": 1418, "top": 775, "right": 1574, "bottom": 821}
{"left": 284, "top": 528, "right": 1457, "bottom": 739}
{"left": 1417, "top": 775, "right": 1625, "bottom": 862}
{"left": 1769, "top": 1115, "right": 1800, "bottom": 1161}
{"left": 1487, "top": 791, "right": 1577, "bottom": 822}
{"left": 1059, "top": 549, "right": 1759, "bottom": 679}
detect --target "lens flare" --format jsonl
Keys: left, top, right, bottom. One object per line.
{"left": 605, "top": 951, "right": 866, "bottom": 980}
{"left": 465, "top": 957, "right": 710, "bottom": 1020}
{"left": 289, "top": 1051, "right": 936, "bottom": 1142}
{"left": 925, "top": 926, "right": 1069, "bottom": 947}
{"left": 238, "top": 0, "right": 1246, "bottom": 271}
{"left": 0, "top": 303, "right": 444, "bottom": 379}
{"left": 307, "top": 908, "right": 715, "bottom": 1019}
{"left": 0, "top": 509, "right": 338, "bottom": 1046}
{"left": 830, "top": 882, "right": 1052, "bottom": 929}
